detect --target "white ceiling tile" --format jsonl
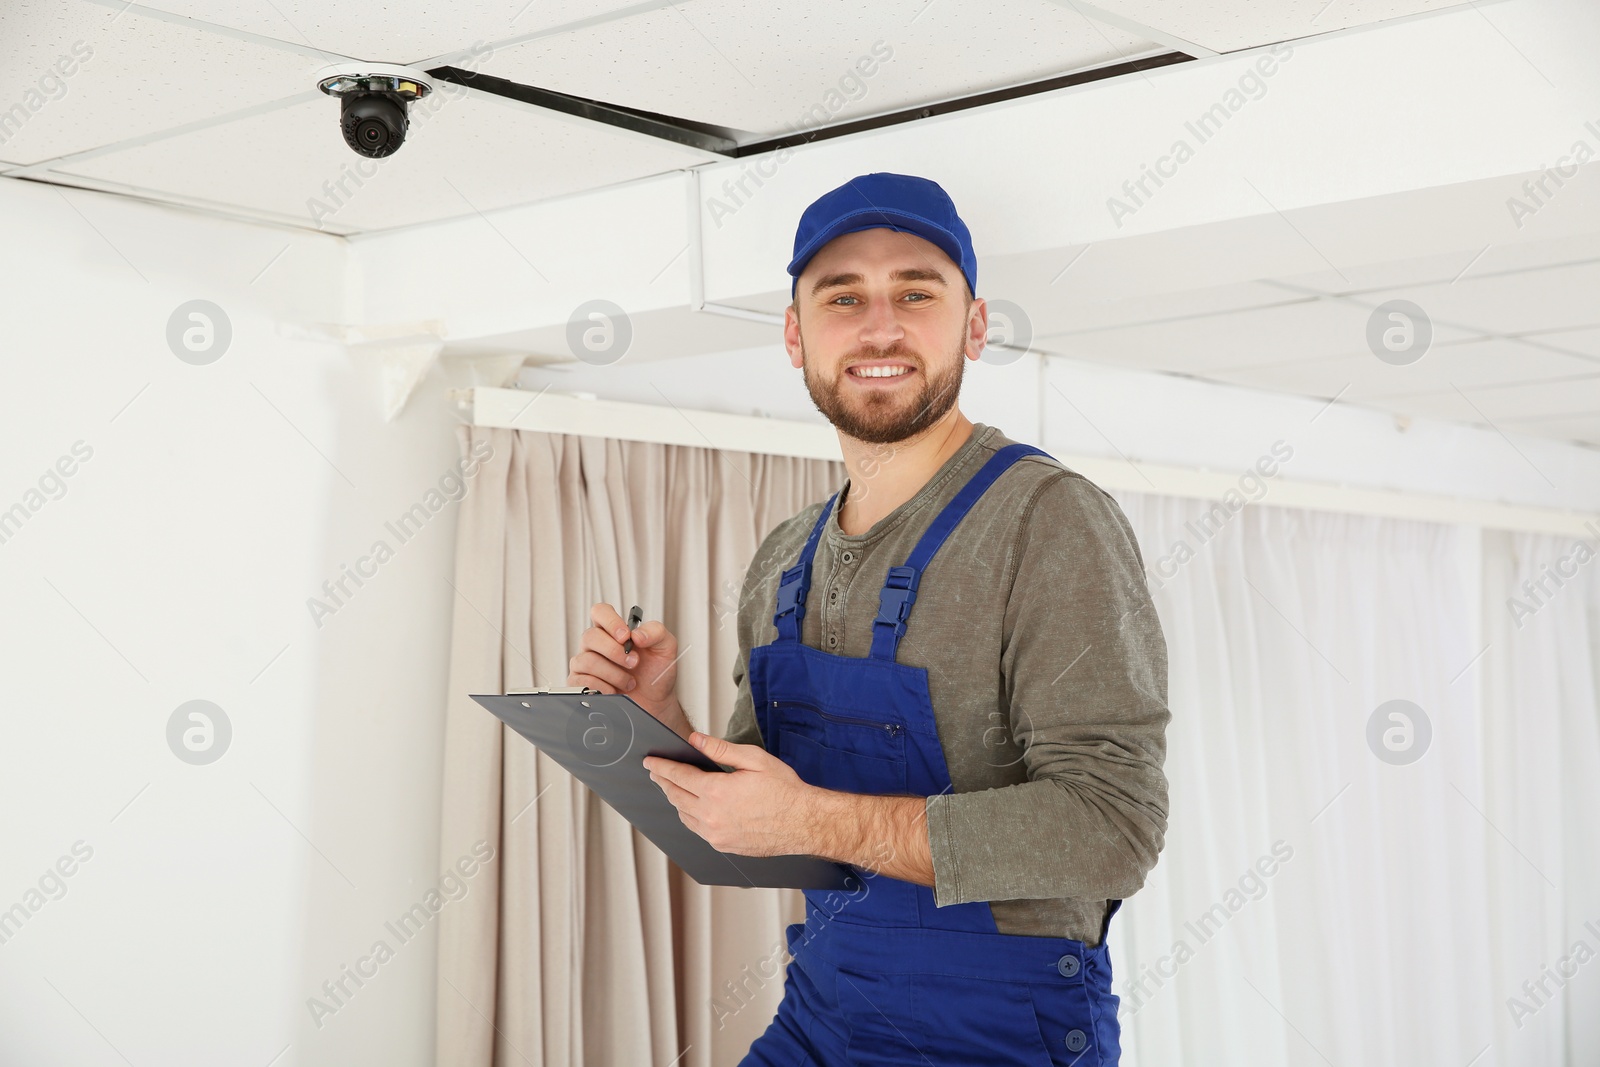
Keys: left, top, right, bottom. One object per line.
{"left": 980, "top": 264, "right": 1296, "bottom": 334}
{"left": 1356, "top": 260, "right": 1600, "bottom": 336}
{"left": 1496, "top": 413, "right": 1600, "bottom": 448}
{"left": 1460, "top": 234, "right": 1600, "bottom": 278}
{"left": 1271, "top": 250, "right": 1512, "bottom": 295}
{"left": 1349, "top": 403, "right": 1600, "bottom": 452}
{"left": 57, "top": 88, "right": 715, "bottom": 233}
{"left": 131, "top": 0, "right": 657, "bottom": 65}
{"left": 480, "top": 0, "right": 1158, "bottom": 135}
{"left": 1196, "top": 358, "right": 1357, "bottom": 402}
{"left": 1043, "top": 287, "right": 1301, "bottom": 335}
{"left": 1277, "top": 232, "right": 1600, "bottom": 295}
{"left": 0, "top": 1, "right": 320, "bottom": 166}
{"left": 1090, "top": 0, "right": 1471, "bottom": 52}
{"left": 1034, "top": 294, "right": 1479, "bottom": 371}
{"left": 1478, "top": 376, "right": 1600, "bottom": 420}
{"left": 1202, "top": 336, "right": 1600, "bottom": 400}
{"left": 1521, "top": 325, "right": 1600, "bottom": 358}
{"left": 1352, "top": 375, "right": 1600, "bottom": 425}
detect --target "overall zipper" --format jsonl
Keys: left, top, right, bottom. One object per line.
{"left": 772, "top": 700, "right": 903, "bottom": 737}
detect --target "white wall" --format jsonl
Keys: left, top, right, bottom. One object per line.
{"left": 0, "top": 178, "right": 464, "bottom": 1066}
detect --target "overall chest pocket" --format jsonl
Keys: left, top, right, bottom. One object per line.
{"left": 772, "top": 700, "right": 909, "bottom": 794}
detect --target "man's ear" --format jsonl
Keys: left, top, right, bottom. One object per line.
{"left": 784, "top": 303, "right": 805, "bottom": 369}
{"left": 966, "top": 295, "right": 988, "bottom": 361}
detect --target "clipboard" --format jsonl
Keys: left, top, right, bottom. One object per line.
{"left": 471, "top": 687, "right": 858, "bottom": 890}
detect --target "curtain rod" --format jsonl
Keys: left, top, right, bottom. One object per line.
{"left": 457, "top": 386, "right": 1598, "bottom": 538}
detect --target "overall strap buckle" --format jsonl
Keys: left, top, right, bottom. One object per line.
{"left": 771, "top": 493, "right": 838, "bottom": 642}
{"left": 772, "top": 562, "right": 811, "bottom": 639}
{"left": 870, "top": 565, "right": 922, "bottom": 655}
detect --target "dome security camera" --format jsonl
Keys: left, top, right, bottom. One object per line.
{"left": 315, "top": 64, "right": 435, "bottom": 158}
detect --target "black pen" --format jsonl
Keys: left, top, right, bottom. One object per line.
{"left": 622, "top": 604, "right": 642, "bottom": 654}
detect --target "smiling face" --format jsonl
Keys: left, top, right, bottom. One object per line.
{"left": 785, "top": 228, "right": 986, "bottom": 446}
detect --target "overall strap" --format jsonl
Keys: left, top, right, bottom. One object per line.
{"left": 771, "top": 492, "right": 839, "bottom": 642}
{"left": 1099, "top": 898, "right": 1123, "bottom": 947}
{"left": 869, "top": 443, "right": 1052, "bottom": 661}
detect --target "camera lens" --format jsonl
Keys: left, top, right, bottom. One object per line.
{"left": 340, "top": 93, "right": 408, "bottom": 158}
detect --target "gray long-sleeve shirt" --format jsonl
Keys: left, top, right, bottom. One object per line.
{"left": 723, "top": 423, "right": 1170, "bottom": 946}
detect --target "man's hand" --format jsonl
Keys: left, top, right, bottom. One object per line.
{"left": 643, "top": 733, "right": 821, "bottom": 858}
{"left": 568, "top": 602, "right": 693, "bottom": 741}
{"left": 644, "top": 734, "right": 937, "bottom": 887}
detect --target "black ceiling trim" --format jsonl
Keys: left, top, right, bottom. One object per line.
{"left": 427, "top": 67, "right": 741, "bottom": 155}
{"left": 733, "top": 51, "right": 1192, "bottom": 157}
{"left": 429, "top": 50, "right": 1192, "bottom": 159}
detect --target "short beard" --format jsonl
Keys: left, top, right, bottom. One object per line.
{"left": 799, "top": 330, "right": 965, "bottom": 446}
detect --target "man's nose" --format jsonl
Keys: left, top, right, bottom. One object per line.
{"left": 856, "top": 297, "right": 907, "bottom": 346}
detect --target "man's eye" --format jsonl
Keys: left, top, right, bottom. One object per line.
{"left": 831, "top": 293, "right": 930, "bottom": 305}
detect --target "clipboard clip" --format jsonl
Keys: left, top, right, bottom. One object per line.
{"left": 505, "top": 686, "right": 596, "bottom": 695}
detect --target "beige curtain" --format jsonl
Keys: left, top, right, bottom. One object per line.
{"left": 435, "top": 424, "right": 846, "bottom": 1067}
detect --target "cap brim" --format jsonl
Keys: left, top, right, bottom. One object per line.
{"left": 786, "top": 207, "right": 962, "bottom": 290}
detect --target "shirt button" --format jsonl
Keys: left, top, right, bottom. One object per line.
{"left": 829, "top": 590, "right": 838, "bottom": 602}
{"left": 1056, "top": 954, "right": 1079, "bottom": 977}
{"left": 840, "top": 550, "right": 855, "bottom": 563}
{"left": 1065, "top": 1030, "right": 1087, "bottom": 1052}
{"left": 827, "top": 635, "right": 838, "bottom": 647}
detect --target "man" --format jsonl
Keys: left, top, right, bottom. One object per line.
{"left": 568, "top": 172, "right": 1170, "bottom": 1065}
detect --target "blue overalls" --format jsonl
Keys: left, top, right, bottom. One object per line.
{"left": 740, "top": 443, "right": 1123, "bottom": 1067}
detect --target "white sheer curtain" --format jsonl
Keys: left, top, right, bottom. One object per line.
{"left": 1103, "top": 491, "right": 1600, "bottom": 1067}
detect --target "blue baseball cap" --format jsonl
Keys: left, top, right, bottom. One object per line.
{"left": 787, "top": 172, "right": 977, "bottom": 301}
